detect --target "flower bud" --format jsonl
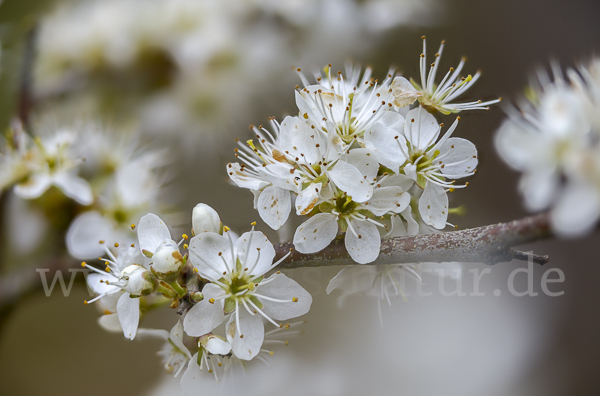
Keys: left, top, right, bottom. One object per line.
{"left": 198, "top": 333, "right": 231, "bottom": 355}
{"left": 192, "top": 203, "right": 221, "bottom": 235}
{"left": 121, "top": 264, "right": 156, "bottom": 296}
{"left": 151, "top": 239, "right": 185, "bottom": 280}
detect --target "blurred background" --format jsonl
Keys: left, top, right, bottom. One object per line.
{"left": 0, "top": 0, "right": 599, "bottom": 395}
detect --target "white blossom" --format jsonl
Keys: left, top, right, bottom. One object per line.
{"left": 83, "top": 245, "right": 154, "bottom": 339}
{"left": 390, "top": 37, "right": 500, "bottom": 114}
{"left": 365, "top": 106, "right": 476, "bottom": 229}
{"left": 5, "top": 128, "right": 93, "bottom": 205}
{"left": 293, "top": 171, "right": 413, "bottom": 264}
{"left": 137, "top": 213, "right": 186, "bottom": 279}
{"left": 495, "top": 61, "right": 600, "bottom": 236}
{"left": 184, "top": 227, "right": 312, "bottom": 361}
{"left": 138, "top": 321, "right": 193, "bottom": 378}
{"left": 295, "top": 63, "right": 404, "bottom": 147}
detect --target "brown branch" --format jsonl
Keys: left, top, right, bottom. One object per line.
{"left": 0, "top": 213, "right": 554, "bottom": 316}
{"left": 274, "top": 213, "right": 552, "bottom": 268}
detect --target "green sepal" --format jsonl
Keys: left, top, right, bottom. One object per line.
{"left": 236, "top": 258, "right": 243, "bottom": 273}
{"left": 249, "top": 295, "right": 263, "bottom": 309}
{"left": 224, "top": 297, "right": 236, "bottom": 314}
{"left": 416, "top": 173, "right": 427, "bottom": 189}
{"left": 252, "top": 275, "right": 263, "bottom": 284}
{"left": 338, "top": 217, "right": 348, "bottom": 233}
{"left": 319, "top": 202, "right": 335, "bottom": 213}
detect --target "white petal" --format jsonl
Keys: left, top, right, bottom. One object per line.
{"left": 257, "top": 273, "right": 312, "bottom": 320}
{"left": 227, "top": 162, "right": 269, "bottom": 190}
{"left": 326, "top": 266, "right": 377, "bottom": 295}
{"left": 116, "top": 292, "right": 140, "bottom": 340}
{"left": 438, "top": 138, "right": 478, "bottom": 178}
{"left": 261, "top": 162, "right": 298, "bottom": 191}
{"left": 366, "top": 186, "right": 410, "bottom": 215}
{"left": 391, "top": 76, "right": 421, "bottom": 107}
{"left": 66, "top": 211, "right": 118, "bottom": 259}
{"left": 345, "top": 219, "right": 381, "bottom": 264}
{"left": 379, "top": 174, "right": 415, "bottom": 191}
{"left": 293, "top": 213, "right": 338, "bottom": 254}
{"left": 343, "top": 148, "right": 379, "bottom": 182}
{"left": 204, "top": 336, "right": 231, "bottom": 355}
{"left": 180, "top": 352, "right": 202, "bottom": 389}
{"left": 136, "top": 328, "right": 170, "bottom": 340}
{"left": 402, "top": 207, "right": 420, "bottom": 235}
{"left": 418, "top": 183, "right": 449, "bottom": 229}
{"left": 296, "top": 183, "right": 322, "bottom": 216}
{"left": 87, "top": 273, "right": 119, "bottom": 295}
{"left": 137, "top": 213, "right": 171, "bottom": 255}
{"left": 53, "top": 172, "right": 93, "bottom": 205}
{"left": 279, "top": 115, "right": 326, "bottom": 164}
{"left": 385, "top": 214, "right": 407, "bottom": 237}
{"left": 170, "top": 320, "right": 192, "bottom": 359}
{"left": 327, "top": 160, "right": 373, "bottom": 202}
{"left": 188, "top": 233, "right": 232, "bottom": 280}
{"left": 235, "top": 230, "right": 276, "bottom": 276}
{"left": 519, "top": 167, "right": 558, "bottom": 212}
{"left": 551, "top": 182, "right": 600, "bottom": 237}
{"left": 494, "top": 121, "right": 542, "bottom": 171}
{"left": 14, "top": 173, "right": 52, "bottom": 199}
{"left": 257, "top": 185, "right": 291, "bottom": 230}
{"left": 404, "top": 107, "right": 440, "bottom": 151}
{"left": 364, "top": 122, "right": 407, "bottom": 170}
{"left": 98, "top": 313, "right": 122, "bottom": 333}
{"left": 226, "top": 308, "right": 264, "bottom": 361}
{"left": 376, "top": 110, "right": 405, "bottom": 132}
{"left": 183, "top": 284, "right": 227, "bottom": 336}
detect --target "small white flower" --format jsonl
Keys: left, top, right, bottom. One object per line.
{"left": 390, "top": 37, "right": 500, "bottom": 114}
{"left": 228, "top": 115, "right": 376, "bottom": 229}
{"left": 11, "top": 129, "right": 93, "bottom": 205}
{"left": 138, "top": 213, "right": 186, "bottom": 279}
{"left": 495, "top": 62, "right": 600, "bottom": 236}
{"left": 184, "top": 227, "right": 312, "bottom": 361}
{"left": 66, "top": 151, "right": 168, "bottom": 260}
{"left": 295, "top": 63, "right": 402, "bottom": 147}
{"left": 83, "top": 245, "right": 154, "bottom": 339}
{"left": 293, "top": 171, "right": 413, "bottom": 264}
{"left": 365, "top": 106, "right": 476, "bottom": 229}
{"left": 138, "top": 321, "right": 193, "bottom": 378}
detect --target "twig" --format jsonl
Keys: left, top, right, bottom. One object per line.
{"left": 0, "top": 213, "right": 554, "bottom": 315}
{"left": 273, "top": 213, "right": 552, "bottom": 268}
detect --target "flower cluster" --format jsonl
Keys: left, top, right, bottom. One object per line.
{"left": 0, "top": 119, "right": 172, "bottom": 270}
{"left": 495, "top": 58, "right": 600, "bottom": 237}
{"left": 82, "top": 203, "right": 312, "bottom": 385}
{"left": 228, "top": 38, "right": 496, "bottom": 263}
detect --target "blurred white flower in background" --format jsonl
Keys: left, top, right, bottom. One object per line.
{"left": 35, "top": 0, "right": 441, "bottom": 155}
{"left": 495, "top": 58, "right": 600, "bottom": 237}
